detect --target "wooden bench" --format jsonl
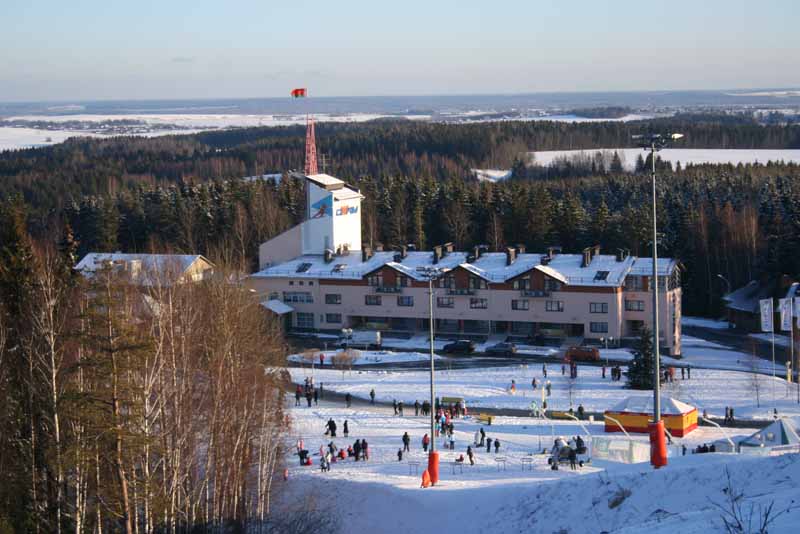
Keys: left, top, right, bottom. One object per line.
{"left": 520, "top": 456, "right": 534, "bottom": 471}
{"left": 494, "top": 457, "right": 507, "bottom": 471}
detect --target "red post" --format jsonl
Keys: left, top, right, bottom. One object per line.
{"left": 649, "top": 420, "right": 668, "bottom": 468}
{"left": 428, "top": 451, "right": 440, "bottom": 485}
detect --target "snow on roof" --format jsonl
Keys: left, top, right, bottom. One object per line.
{"left": 607, "top": 396, "right": 695, "bottom": 415}
{"left": 251, "top": 250, "right": 673, "bottom": 287}
{"left": 628, "top": 257, "right": 678, "bottom": 277}
{"left": 261, "top": 299, "right": 294, "bottom": 315}
{"left": 739, "top": 418, "right": 800, "bottom": 448}
{"left": 722, "top": 280, "right": 798, "bottom": 314}
{"left": 306, "top": 173, "right": 345, "bottom": 189}
{"left": 331, "top": 186, "right": 364, "bottom": 201}
{"left": 75, "top": 253, "right": 212, "bottom": 286}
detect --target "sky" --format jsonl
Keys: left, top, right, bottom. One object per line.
{"left": 1, "top": 0, "right": 799, "bottom": 102}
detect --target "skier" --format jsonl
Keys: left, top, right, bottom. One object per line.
{"left": 467, "top": 446, "right": 475, "bottom": 465}
{"left": 422, "top": 433, "right": 430, "bottom": 453}
{"left": 402, "top": 432, "right": 411, "bottom": 452}
{"left": 370, "top": 388, "right": 376, "bottom": 404}
{"left": 345, "top": 392, "right": 352, "bottom": 408}
{"left": 343, "top": 420, "right": 349, "bottom": 438}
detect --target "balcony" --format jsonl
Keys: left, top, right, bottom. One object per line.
{"left": 447, "top": 287, "right": 476, "bottom": 296}
{"left": 521, "top": 289, "right": 550, "bottom": 297}
{"left": 375, "top": 286, "right": 403, "bottom": 294}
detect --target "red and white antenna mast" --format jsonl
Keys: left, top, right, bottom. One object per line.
{"left": 304, "top": 114, "right": 318, "bottom": 175}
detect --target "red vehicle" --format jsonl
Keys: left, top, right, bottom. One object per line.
{"left": 564, "top": 346, "right": 600, "bottom": 362}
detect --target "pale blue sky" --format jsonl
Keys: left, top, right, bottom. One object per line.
{"left": 2, "top": 0, "right": 798, "bottom": 101}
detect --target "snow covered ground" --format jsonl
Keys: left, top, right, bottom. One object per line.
{"left": 682, "top": 316, "right": 731, "bottom": 330}
{"left": 290, "top": 361, "right": 800, "bottom": 420}
{"left": 750, "top": 332, "right": 793, "bottom": 348}
{"left": 281, "top": 399, "right": 800, "bottom": 534}
{"left": 530, "top": 148, "right": 800, "bottom": 170}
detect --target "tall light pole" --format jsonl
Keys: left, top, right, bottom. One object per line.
{"left": 418, "top": 266, "right": 445, "bottom": 485}
{"left": 633, "top": 132, "right": 683, "bottom": 469}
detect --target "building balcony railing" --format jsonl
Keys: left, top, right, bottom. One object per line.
{"left": 447, "top": 288, "right": 476, "bottom": 296}
{"left": 520, "top": 289, "right": 551, "bottom": 297}
{"left": 374, "top": 286, "right": 403, "bottom": 294}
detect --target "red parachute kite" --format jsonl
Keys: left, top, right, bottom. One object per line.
{"left": 291, "top": 88, "right": 307, "bottom": 98}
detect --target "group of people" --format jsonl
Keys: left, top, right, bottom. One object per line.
{"left": 309, "top": 417, "right": 372, "bottom": 472}
{"left": 723, "top": 406, "right": 736, "bottom": 425}
{"left": 295, "top": 377, "right": 321, "bottom": 407}
{"left": 694, "top": 443, "right": 716, "bottom": 454}
{"left": 609, "top": 366, "right": 623, "bottom": 381}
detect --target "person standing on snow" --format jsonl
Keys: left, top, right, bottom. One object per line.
{"left": 467, "top": 446, "right": 475, "bottom": 465}
{"left": 422, "top": 433, "right": 430, "bottom": 453}
{"left": 402, "top": 432, "right": 411, "bottom": 452}
{"left": 479, "top": 427, "right": 486, "bottom": 447}
{"left": 494, "top": 439, "right": 500, "bottom": 454}
{"left": 343, "top": 420, "right": 349, "bottom": 438}
{"left": 345, "top": 392, "right": 352, "bottom": 408}
{"left": 361, "top": 439, "right": 369, "bottom": 460}
{"left": 414, "top": 400, "right": 420, "bottom": 416}
{"left": 542, "top": 363, "right": 547, "bottom": 378}
{"left": 398, "top": 401, "right": 404, "bottom": 416}
{"left": 353, "top": 439, "right": 361, "bottom": 462}
{"left": 313, "top": 388, "right": 318, "bottom": 406}
{"left": 370, "top": 388, "right": 376, "bottom": 404}
{"left": 546, "top": 380, "right": 552, "bottom": 397}
{"left": 486, "top": 437, "right": 492, "bottom": 453}
{"left": 393, "top": 399, "right": 398, "bottom": 415}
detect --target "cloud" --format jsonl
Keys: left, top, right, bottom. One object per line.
{"left": 170, "top": 56, "right": 195, "bottom": 64}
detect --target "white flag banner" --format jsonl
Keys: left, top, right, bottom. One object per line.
{"left": 795, "top": 297, "right": 800, "bottom": 329}
{"left": 779, "top": 298, "right": 792, "bottom": 331}
{"left": 759, "top": 298, "right": 773, "bottom": 332}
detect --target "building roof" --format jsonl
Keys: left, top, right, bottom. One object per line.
{"left": 251, "top": 249, "right": 677, "bottom": 287}
{"left": 628, "top": 257, "right": 679, "bottom": 277}
{"left": 722, "top": 279, "right": 797, "bottom": 315}
{"left": 606, "top": 396, "right": 695, "bottom": 415}
{"left": 306, "top": 173, "right": 345, "bottom": 190}
{"left": 261, "top": 299, "right": 294, "bottom": 315}
{"left": 76, "top": 253, "right": 212, "bottom": 285}
{"left": 739, "top": 418, "right": 800, "bottom": 448}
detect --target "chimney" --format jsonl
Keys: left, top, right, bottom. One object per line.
{"left": 547, "top": 246, "right": 561, "bottom": 260}
{"left": 473, "top": 246, "right": 480, "bottom": 259}
{"left": 581, "top": 247, "right": 592, "bottom": 268}
{"left": 362, "top": 245, "right": 373, "bottom": 263}
{"left": 400, "top": 244, "right": 408, "bottom": 260}
{"left": 443, "top": 242, "right": 454, "bottom": 256}
{"left": 616, "top": 248, "right": 629, "bottom": 262}
{"left": 506, "top": 246, "right": 517, "bottom": 266}
{"left": 433, "top": 245, "right": 443, "bottom": 264}
{"left": 406, "top": 243, "right": 416, "bottom": 252}
{"left": 516, "top": 244, "right": 526, "bottom": 255}
{"left": 592, "top": 244, "right": 601, "bottom": 259}
{"left": 375, "top": 243, "right": 384, "bottom": 252}
{"left": 324, "top": 249, "right": 334, "bottom": 263}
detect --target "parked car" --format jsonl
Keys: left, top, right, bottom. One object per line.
{"left": 442, "top": 340, "right": 476, "bottom": 354}
{"left": 485, "top": 342, "right": 518, "bottom": 356}
{"left": 339, "top": 330, "right": 382, "bottom": 350}
{"left": 564, "top": 345, "right": 600, "bottom": 362}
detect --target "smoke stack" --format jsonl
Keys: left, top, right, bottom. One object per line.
{"left": 433, "top": 245, "right": 443, "bottom": 264}
{"left": 506, "top": 246, "right": 517, "bottom": 266}
{"left": 400, "top": 244, "right": 408, "bottom": 260}
{"left": 581, "top": 247, "right": 592, "bottom": 268}
{"left": 362, "top": 245, "right": 373, "bottom": 263}
{"left": 516, "top": 244, "right": 526, "bottom": 255}
{"left": 443, "top": 242, "right": 454, "bottom": 256}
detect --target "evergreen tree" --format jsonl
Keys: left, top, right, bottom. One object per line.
{"left": 627, "top": 326, "right": 657, "bottom": 390}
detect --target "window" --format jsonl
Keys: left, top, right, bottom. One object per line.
{"left": 469, "top": 276, "right": 488, "bottom": 290}
{"left": 590, "top": 322, "right": 609, "bottom": 333}
{"left": 625, "top": 276, "right": 644, "bottom": 291}
{"left": 544, "top": 279, "right": 562, "bottom": 292}
{"left": 298, "top": 281, "right": 304, "bottom": 286}
{"left": 437, "top": 297, "right": 454, "bottom": 308}
{"left": 296, "top": 312, "right": 314, "bottom": 328}
{"left": 397, "top": 296, "right": 414, "bottom": 307}
{"left": 365, "top": 295, "right": 382, "bottom": 306}
{"left": 325, "top": 294, "right": 341, "bottom": 305}
{"left": 439, "top": 276, "right": 455, "bottom": 289}
{"left": 590, "top": 302, "right": 608, "bottom": 314}
{"left": 325, "top": 313, "right": 342, "bottom": 323}
{"left": 470, "top": 298, "right": 488, "bottom": 309}
{"left": 283, "top": 291, "right": 313, "bottom": 303}
{"left": 367, "top": 274, "right": 383, "bottom": 287}
{"left": 625, "top": 299, "right": 645, "bottom": 312}
{"left": 545, "top": 300, "right": 564, "bottom": 312}
{"left": 289, "top": 281, "right": 294, "bottom": 286}
{"left": 594, "top": 270, "right": 610, "bottom": 281}
{"left": 309, "top": 281, "right": 314, "bottom": 286}
{"left": 512, "top": 300, "right": 530, "bottom": 311}
{"left": 396, "top": 275, "right": 409, "bottom": 287}
{"left": 513, "top": 278, "right": 530, "bottom": 290}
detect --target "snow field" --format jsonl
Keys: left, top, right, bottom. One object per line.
{"left": 282, "top": 400, "right": 800, "bottom": 534}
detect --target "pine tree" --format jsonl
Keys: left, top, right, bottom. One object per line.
{"left": 627, "top": 326, "right": 656, "bottom": 390}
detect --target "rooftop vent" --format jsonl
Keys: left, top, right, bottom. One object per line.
{"left": 581, "top": 247, "right": 592, "bottom": 268}
{"left": 332, "top": 263, "right": 347, "bottom": 272}
{"left": 443, "top": 242, "right": 454, "bottom": 256}
{"left": 324, "top": 249, "right": 334, "bottom": 263}
{"left": 616, "top": 248, "right": 629, "bottom": 262}
{"left": 516, "top": 244, "right": 526, "bottom": 255}
{"left": 547, "top": 246, "right": 562, "bottom": 260}
{"left": 433, "top": 245, "right": 443, "bottom": 264}
{"left": 400, "top": 244, "right": 408, "bottom": 260}
{"left": 506, "top": 246, "right": 517, "bottom": 266}
{"left": 362, "top": 246, "right": 373, "bottom": 263}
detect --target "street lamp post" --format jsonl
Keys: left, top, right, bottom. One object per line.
{"left": 418, "top": 266, "right": 445, "bottom": 485}
{"left": 633, "top": 132, "right": 683, "bottom": 469}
